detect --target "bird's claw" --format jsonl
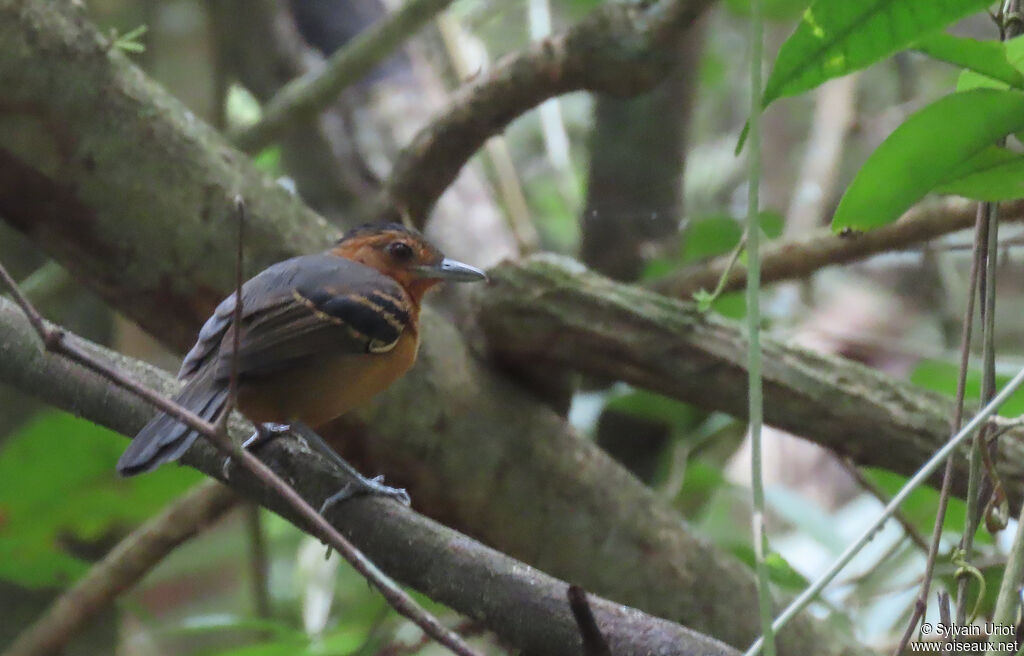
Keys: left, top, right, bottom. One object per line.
{"left": 319, "top": 474, "right": 411, "bottom": 514}
{"left": 223, "top": 423, "right": 293, "bottom": 479}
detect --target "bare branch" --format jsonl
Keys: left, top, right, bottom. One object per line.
{"left": 478, "top": 256, "right": 1024, "bottom": 513}
{"left": 652, "top": 198, "right": 1024, "bottom": 300}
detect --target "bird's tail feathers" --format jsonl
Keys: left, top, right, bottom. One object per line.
{"left": 117, "top": 375, "right": 228, "bottom": 476}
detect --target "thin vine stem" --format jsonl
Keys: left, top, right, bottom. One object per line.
{"left": 746, "top": 0, "right": 774, "bottom": 654}
{"left": 743, "top": 362, "right": 1024, "bottom": 656}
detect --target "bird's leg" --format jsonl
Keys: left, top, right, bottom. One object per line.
{"left": 222, "top": 423, "right": 292, "bottom": 478}
{"left": 243, "top": 422, "right": 292, "bottom": 450}
{"left": 287, "top": 422, "right": 411, "bottom": 509}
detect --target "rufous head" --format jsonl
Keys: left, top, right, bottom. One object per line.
{"left": 331, "top": 223, "right": 486, "bottom": 302}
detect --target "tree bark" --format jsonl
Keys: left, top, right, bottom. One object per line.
{"left": 479, "top": 256, "right": 1024, "bottom": 511}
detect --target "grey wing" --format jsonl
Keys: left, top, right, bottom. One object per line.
{"left": 179, "top": 254, "right": 411, "bottom": 383}
{"left": 178, "top": 293, "right": 238, "bottom": 380}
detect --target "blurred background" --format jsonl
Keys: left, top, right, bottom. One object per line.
{"left": 1, "top": 0, "right": 1020, "bottom": 654}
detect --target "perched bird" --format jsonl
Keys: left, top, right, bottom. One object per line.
{"left": 117, "top": 223, "right": 486, "bottom": 499}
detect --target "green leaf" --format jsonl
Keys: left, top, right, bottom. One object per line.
{"left": 683, "top": 215, "right": 744, "bottom": 263}
{"left": 917, "top": 33, "right": 1024, "bottom": 90}
{"left": 763, "top": 0, "right": 992, "bottom": 107}
{"left": 0, "top": 412, "right": 199, "bottom": 587}
{"left": 864, "top": 467, "right": 987, "bottom": 544}
{"left": 729, "top": 545, "right": 810, "bottom": 590}
{"left": 935, "top": 146, "right": 1024, "bottom": 201}
{"left": 958, "top": 34, "right": 1024, "bottom": 91}
{"left": 832, "top": 89, "right": 1024, "bottom": 231}
{"left": 910, "top": 359, "right": 1024, "bottom": 418}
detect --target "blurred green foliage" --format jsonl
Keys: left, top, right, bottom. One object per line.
{"left": 0, "top": 412, "right": 199, "bottom": 588}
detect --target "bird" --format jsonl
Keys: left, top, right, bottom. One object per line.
{"left": 116, "top": 222, "right": 487, "bottom": 502}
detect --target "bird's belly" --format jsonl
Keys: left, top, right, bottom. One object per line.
{"left": 237, "top": 333, "right": 418, "bottom": 427}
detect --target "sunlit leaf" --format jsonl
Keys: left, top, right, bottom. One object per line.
{"left": 917, "top": 33, "right": 1024, "bottom": 90}
{"left": 832, "top": 89, "right": 1024, "bottom": 231}
{"left": 935, "top": 146, "right": 1024, "bottom": 201}
{"left": 763, "top": 0, "right": 992, "bottom": 107}
{"left": 958, "top": 34, "right": 1024, "bottom": 91}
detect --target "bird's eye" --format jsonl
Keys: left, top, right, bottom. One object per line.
{"left": 386, "top": 241, "right": 414, "bottom": 261}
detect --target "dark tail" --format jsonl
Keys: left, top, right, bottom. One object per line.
{"left": 117, "top": 374, "right": 228, "bottom": 476}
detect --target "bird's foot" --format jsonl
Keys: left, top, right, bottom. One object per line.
{"left": 320, "top": 474, "right": 411, "bottom": 514}
{"left": 222, "top": 423, "right": 293, "bottom": 478}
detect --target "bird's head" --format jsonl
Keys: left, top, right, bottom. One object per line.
{"left": 331, "top": 223, "right": 487, "bottom": 301}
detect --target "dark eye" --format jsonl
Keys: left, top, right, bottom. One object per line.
{"left": 386, "top": 241, "right": 414, "bottom": 261}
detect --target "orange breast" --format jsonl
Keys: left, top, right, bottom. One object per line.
{"left": 237, "top": 331, "right": 420, "bottom": 427}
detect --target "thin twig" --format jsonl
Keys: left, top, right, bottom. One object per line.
{"left": 746, "top": 1, "right": 774, "bottom": 653}
{"left": 4, "top": 482, "right": 238, "bottom": 656}
{"left": 957, "top": 201, "right": 1000, "bottom": 627}
{"left": 743, "top": 362, "right": 1024, "bottom": 656}
{"left": 245, "top": 504, "right": 272, "bottom": 619}
{"left": 0, "top": 261, "right": 481, "bottom": 656}
{"left": 892, "top": 199, "right": 986, "bottom": 656}
{"left": 652, "top": 198, "right": 1024, "bottom": 301}
{"left": 567, "top": 585, "right": 612, "bottom": 656}
{"left": 988, "top": 503, "right": 1024, "bottom": 654}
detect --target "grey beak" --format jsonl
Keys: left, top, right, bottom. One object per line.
{"left": 417, "top": 258, "right": 488, "bottom": 282}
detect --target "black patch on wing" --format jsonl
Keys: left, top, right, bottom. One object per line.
{"left": 366, "top": 290, "right": 411, "bottom": 327}
{"left": 298, "top": 286, "right": 404, "bottom": 348}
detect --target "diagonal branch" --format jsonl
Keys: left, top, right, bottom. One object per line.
{"left": 0, "top": 296, "right": 739, "bottom": 656}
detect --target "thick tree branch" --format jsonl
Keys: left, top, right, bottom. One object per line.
{"left": 652, "top": 198, "right": 1024, "bottom": 300}
{"left": 0, "top": 3, "right": 863, "bottom": 653}
{"left": 0, "top": 298, "right": 737, "bottom": 656}
{"left": 478, "top": 256, "right": 1024, "bottom": 512}
{"left": 4, "top": 482, "right": 237, "bottom": 656}
{"left": 373, "top": 0, "right": 714, "bottom": 224}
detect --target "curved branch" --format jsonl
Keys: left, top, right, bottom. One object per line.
{"left": 373, "top": 0, "right": 714, "bottom": 224}
{"left": 0, "top": 297, "right": 737, "bottom": 656}
{"left": 478, "top": 256, "right": 1024, "bottom": 512}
